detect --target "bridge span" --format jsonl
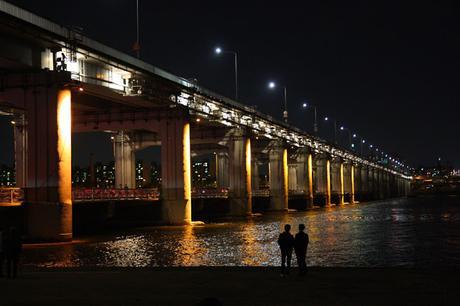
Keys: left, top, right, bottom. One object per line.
{"left": 0, "top": 1, "right": 411, "bottom": 241}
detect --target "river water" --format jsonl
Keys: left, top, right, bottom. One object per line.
{"left": 22, "top": 197, "right": 460, "bottom": 268}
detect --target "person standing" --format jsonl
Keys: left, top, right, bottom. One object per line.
{"left": 277, "top": 224, "right": 294, "bottom": 276}
{"left": 294, "top": 223, "right": 309, "bottom": 275}
{"left": 5, "top": 227, "right": 22, "bottom": 279}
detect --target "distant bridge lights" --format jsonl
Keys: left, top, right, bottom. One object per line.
{"left": 214, "top": 46, "right": 238, "bottom": 100}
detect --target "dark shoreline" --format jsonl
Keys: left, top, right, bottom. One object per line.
{"left": 1, "top": 267, "right": 458, "bottom": 305}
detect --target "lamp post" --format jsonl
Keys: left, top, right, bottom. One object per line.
{"left": 133, "top": 0, "right": 140, "bottom": 59}
{"left": 268, "top": 81, "right": 288, "bottom": 123}
{"left": 352, "top": 133, "right": 365, "bottom": 156}
{"left": 215, "top": 47, "right": 238, "bottom": 100}
{"left": 340, "top": 126, "right": 353, "bottom": 150}
{"left": 301, "top": 102, "right": 318, "bottom": 135}
{"left": 324, "top": 116, "right": 337, "bottom": 144}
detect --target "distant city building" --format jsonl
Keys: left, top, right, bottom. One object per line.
{"left": 94, "top": 161, "right": 115, "bottom": 188}
{"left": 192, "top": 160, "right": 216, "bottom": 187}
{"left": 72, "top": 160, "right": 161, "bottom": 188}
{"left": 0, "top": 164, "right": 15, "bottom": 187}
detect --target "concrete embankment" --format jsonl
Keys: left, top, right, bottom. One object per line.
{"left": 0, "top": 267, "right": 457, "bottom": 305}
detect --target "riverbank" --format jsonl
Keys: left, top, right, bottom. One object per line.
{"left": 0, "top": 267, "right": 457, "bottom": 305}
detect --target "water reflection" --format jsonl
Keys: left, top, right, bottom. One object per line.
{"left": 22, "top": 197, "right": 460, "bottom": 268}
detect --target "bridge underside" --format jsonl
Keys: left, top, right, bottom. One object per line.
{"left": 0, "top": 71, "right": 411, "bottom": 241}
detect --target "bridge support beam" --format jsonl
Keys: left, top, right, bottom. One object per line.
{"left": 251, "top": 158, "right": 260, "bottom": 191}
{"left": 160, "top": 116, "right": 192, "bottom": 225}
{"left": 368, "top": 167, "right": 376, "bottom": 200}
{"left": 350, "top": 164, "right": 356, "bottom": 204}
{"left": 296, "top": 148, "right": 313, "bottom": 208}
{"left": 360, "top": 165, "right": 369, "bottom": 201}
{"left": 228, "top": 132, "right": 252, "bottom": 216}
{"left": 354, "top": 164, "right": 361, "bottom": 202}
{"left": 343, "top": 163, "right": 352, "bottom": 203}
{"left": 378, "top": 169, "right": 385, "bottom": 199}
{"left": 216, "top": 152, "right": 229, "bottom": 188}
{"left": 114, "top": 131, "right": 136, "bottom": 189}
{"left": 315, "top": 156, "right": 331, "bottom": 206}
{"left": 22, "top": 86, "right": 72, "bottom": 241}
{"left": 330, "top": 159, "right": 343, "bottom": 205}
{"left": 269, "top": 144, "right": 288, "bottom": 211}
{"left": 288, "top": 164, "right": 297, "bottom": 192}
{"left": 307, "top": 153, "right": 314, "bottom": 208}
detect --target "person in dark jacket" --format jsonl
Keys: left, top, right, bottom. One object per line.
{"left": 294, "top": 223, "right": 309, "bottom": 275}
{"left": 5, "top": 227, "right": 22, "bottom": 279}
{"left": 277, "top": 224, "right": 294, "bottom": 276}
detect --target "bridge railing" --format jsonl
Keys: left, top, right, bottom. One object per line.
{"left": 72, "top": 188, "right": 160, "bottom": 202}
{"left": 0, "top": 187, "right": 23, "bottom": 204}
{"left": 192, "top": 188, "right": 229, "bottom": 199}
{"left": 252, "top": 189, "right": 270, "bottom": 197}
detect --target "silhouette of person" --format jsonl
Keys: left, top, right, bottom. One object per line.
{"left": 294, "top": 223, "right": 309, "bottom": 275}
{"left": 5, "top": 227, "right": 22, "bottom": 279}
{"left": 0, "top": 227, "right": 4, "bottom": 277}
{"left": 277, "top": 224, "right": 294, "bottom": 276}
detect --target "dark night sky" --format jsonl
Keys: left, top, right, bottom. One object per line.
{"left": 0, "top": 0, "right": 459, "bottom": 168}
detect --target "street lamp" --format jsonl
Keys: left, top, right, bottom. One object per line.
{"left": 268, "top": 81, "right": 288, "bottom": 123}
{"left": 214, "top": 46, "right": 238, "bottom": 100}
{"left": 350, "top": 133, "right": 365, "bottom": 156}
{"left": 340, "top": 126, "right": 353, "bottom": 150}
{"left": 324, "top": 116, "right": 337, "bottom": 144}
{"left": 301, "top": 101, "right": 318, "bottom": 135}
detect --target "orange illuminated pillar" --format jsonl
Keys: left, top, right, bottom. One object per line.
{"left": 229, "top": 132, "right": 252, "bottom": 216}
{"left": 326, "top": 159, "right": 331, "bottom": 206}
{"left": 351, "top": 164, "right": 355, "bottom": 204}
{"left": 160, "top": 115, "right": 192, "bottom": 225}
{"left": 339, "top": 162, "right": 345, "bottom": 205}
{"left": 269, "top": 144, "right": 289, "bottom": 211}
{"left": 23, "top": 87, "right": 73, "bottom": 241}
{"left": 307, "top": 153, "right": 314, "bottom": 208}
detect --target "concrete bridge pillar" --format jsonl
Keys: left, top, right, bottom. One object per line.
{"left": 315, "top": 155, "right": 331, "bottom": 206}
{"left": 354, "top": 164, "right": 362, "bottom": 202}
{"left": 228, "top": 131, "right": 252, "bottom": 216}
{"left": 368, "top": 167, "right": 375, "bottom": 200}
{"left": 251, "top": 158, "right": 260, "bottom": 191}
{"left": 360, "top": 165, "right": 369, "bottom": 201}
{"left": 307, "top": 153, "right": 314, "bottom": 208}
{"left": 160, "top": 115, "right": 192, "bottom": 225}
{"left": 295, "top": 149, "right": 313, "bottom": 208}
{"left": 385, "top": 172, "right": 391, "bottom": 198}
{"left": 10, "top": 85, "right": 73, "bottom": 241}
{"left": 216, "top": 152, "right": 229, "bottom": 187}
{"left": 289, "top": 148, "right": 314, "bottom": 208}
{"left": 350, "top": 164, "right": 356, "bottom": 204}
{"left": 330, "top": 159, "right": 343, "bottom": 205}
{"left": 378, "top": 169, "right": 386, "bottom": 199}
{"left": 343, "top": 163, "right": 352, "bottom": 203}
{"left": 268, "top": 143, "right": 288, "bottom": 211}
{"left": 113, "top": 131, "right": 136, "bottom": 189}
{"left": 288, "top": 164, "right": 297, "bottom": 191}
{"left": 389, "top": 174, "right": 396, "bottom": 197}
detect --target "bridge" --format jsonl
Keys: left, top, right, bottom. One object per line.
{"left": 0, "top": 1, "right": 411, "bottom": 241}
